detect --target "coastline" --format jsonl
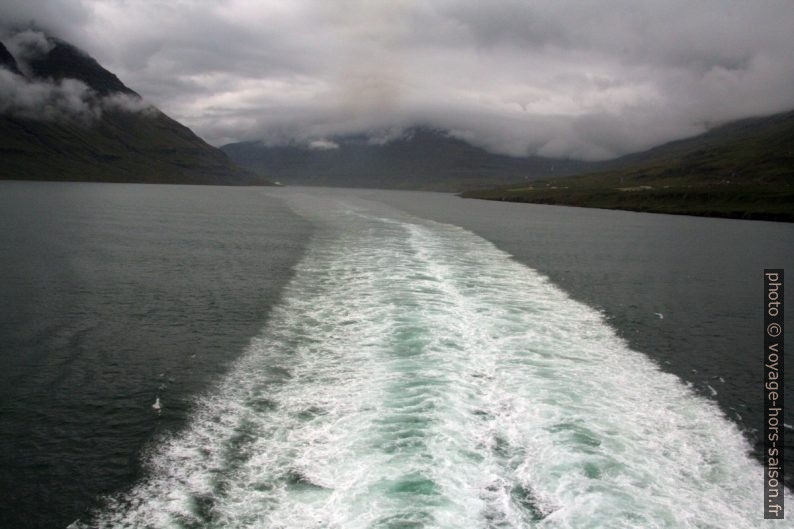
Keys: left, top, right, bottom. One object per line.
{"left": 460, "top": 187, "right": 794, "bottom": 223}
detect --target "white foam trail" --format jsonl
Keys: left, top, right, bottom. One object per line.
{"left": 76, "top": 195, "right": 791, "bottom": 528}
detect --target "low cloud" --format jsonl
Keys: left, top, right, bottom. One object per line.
{"left": 2, "top": 1, "right": 794, "bottom": 159}
{"left": 0, "top": 66, "right": 154, "bottom": 124}
{"left": 0, "top": 29, "right": 155, "bottom": 124}
{"left": 0, "top": 69, "right": 99, "bottom": 122}
{"left": 308, "top": 139, "right": 339, "bottom": 150}
{"left": 4, "top": 29, "right": 54, "bottom": 73}
{"left": 101, "top": 92, "right": 156, "bottom": 115}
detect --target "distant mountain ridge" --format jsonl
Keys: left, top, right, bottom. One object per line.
{"left": 0, "top": 35, "right": 268, "bottom": 186}
{"left": 222, "top": 128, "right": 602, "bottom": 191}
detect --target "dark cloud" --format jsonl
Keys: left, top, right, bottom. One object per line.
{"left": 2, "top": 1, "right": 793, "bottom": 158}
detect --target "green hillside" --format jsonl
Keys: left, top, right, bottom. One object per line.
{"left": 463, "top": 111, "right": 794, "bottom": 221}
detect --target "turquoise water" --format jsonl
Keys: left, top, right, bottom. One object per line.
{"left": 74, "top": 192, "right": 789, "bottom": 528}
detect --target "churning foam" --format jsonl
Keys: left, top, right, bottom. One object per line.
{"left": 75, "top": 195, "right": 791, "bottom": 528}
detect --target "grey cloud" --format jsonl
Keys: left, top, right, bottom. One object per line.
{"left": 309, "top": 139, "right": 339, "bottom": 150}
{"left": 0, "top": 68, "right": 100, "bottom": 122}
{"left": 0, "top": 0, "right": 91, "bottom": 47}
{"left": 0, "top": 67, "right": 154, "bottom": 122}
{"left": 4, "top": 29, "right": 54, "bottom": 72}
{"left": 0, "top": 29, "right": 155, "bottom": 124}
{"left": 2, "top": 1, "right": 794, "bottom": 159}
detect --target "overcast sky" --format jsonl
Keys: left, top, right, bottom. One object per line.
{"left": 2, "top": 0, "right": 794, "bottom": 159}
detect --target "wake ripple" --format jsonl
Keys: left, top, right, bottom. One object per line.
{"left": 74, "top": 196, "right": 790, "bottom": 528}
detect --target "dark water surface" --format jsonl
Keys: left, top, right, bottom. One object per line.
{"left": 0, "top": 182, "right": 310, "bottom": 528}
{"left": 0, "top": 182, "right": 792, "bottom": 528}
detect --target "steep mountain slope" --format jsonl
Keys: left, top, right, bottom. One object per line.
{"left": 603, "top": 110, "right": 794, "bottom": 181}
{"left": 464, "top": 110, "right": 794, "bottom": 221}
{"left": 0, "top": 37, "right": 268, "bottom": 185}
{"left": 222, "top": 128, "right": 601, "bottom": 191}
{"left": 26, "top": 38, "right": 136, "bottom": 97}
{"left": 0, "top": 42, "right": 21, "bottom": 75}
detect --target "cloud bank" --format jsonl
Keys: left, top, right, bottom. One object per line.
{"left": 0, "top": 67, "right": 154, "bottom": 123}
{"left": 0, "top": 29, "right": 154, "bottom": 123}
{"left": 2, "top": 0, "right": 794, "bottom": 159}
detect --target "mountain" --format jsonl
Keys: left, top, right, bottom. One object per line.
{"left": 0, "top": 42, "right": 21, "bottom": 75}
{"left": 222, "top": 128, "right": 601, "bottom": 191}
{"left": 463, "top": 110, "right": 794, "bottom": 221}
{"left": 25, "top": 38, "right": 137, "bottom": 97}
{"left": 604, "top": 110, "right": 794, "bottom": 177}
{"left": 0, "top": 36, "right": 268, "bottom": 185}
